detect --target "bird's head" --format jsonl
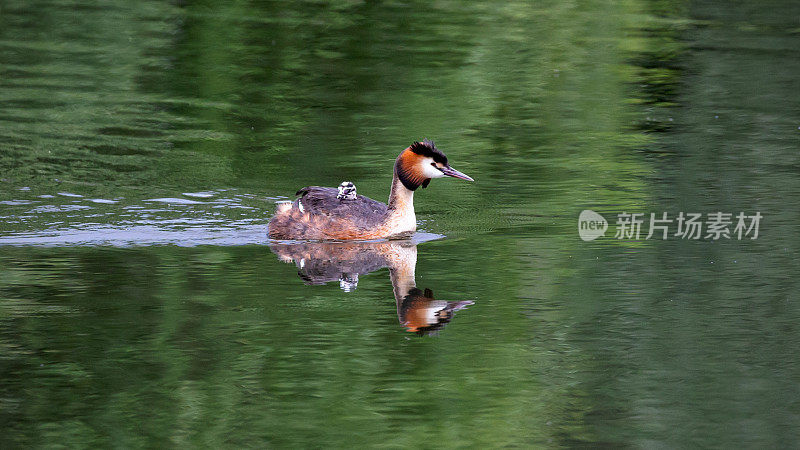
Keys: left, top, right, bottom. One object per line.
{"left": 394, "top": 139, "right": 473, "bottom": 191}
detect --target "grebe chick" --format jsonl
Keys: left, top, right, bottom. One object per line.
{"left": 337, "top": 181, "right": 357, "bottom": 200}
{"left": 268, "top": 139, "right": 473, "bottom": 240}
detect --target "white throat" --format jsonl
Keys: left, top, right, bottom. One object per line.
{"left": 386, "top": 176, "right": 417, "bottom": 236}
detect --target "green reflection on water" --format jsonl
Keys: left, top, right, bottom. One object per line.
{"left": 2, "top": 0, "right": 800, "bottom": 447}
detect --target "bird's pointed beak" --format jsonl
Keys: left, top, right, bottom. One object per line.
{"left": 441, "top": 165, "right": 474, "bottom": 181}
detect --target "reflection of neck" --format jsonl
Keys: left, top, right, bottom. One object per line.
{"left": 385, "top": 171, "right": 416, "bottom": 235}
{"left": 387, "top": 244, "right": 417, "bottom": 319}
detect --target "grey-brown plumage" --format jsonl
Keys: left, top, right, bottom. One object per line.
{"left": 296, "top": 186, "right": 387, "bottom": 219}
{"left": 268, "top": 186, "right": 392, "bottom": 240}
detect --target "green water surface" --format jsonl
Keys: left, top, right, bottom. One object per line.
{"left": 2, "top": 0, "right": 800, "bottom": 447}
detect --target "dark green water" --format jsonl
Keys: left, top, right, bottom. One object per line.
{"left": 2, "top": 0, "right": 800, "bottom": 447}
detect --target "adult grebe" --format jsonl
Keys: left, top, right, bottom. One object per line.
{"left": 268, "top": 139, "right": 473, "bottom": 240}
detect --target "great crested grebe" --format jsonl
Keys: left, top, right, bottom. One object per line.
{"left": 268, "top": 139, "right": 473, "bottom": 240}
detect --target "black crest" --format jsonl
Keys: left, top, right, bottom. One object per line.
{"left": 409, "top": 139, "right": 448, "bottom": 165}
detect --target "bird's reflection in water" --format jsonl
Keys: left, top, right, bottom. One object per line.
{"left": 270, "top": 240, "right": 474, "bottom": 335}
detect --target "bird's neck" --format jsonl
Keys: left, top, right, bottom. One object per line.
{"left": 388, "top": 171, "right": 414, "bottom": 210}
{"left": 385, "top": 170, "right": 416, "bottom": 235}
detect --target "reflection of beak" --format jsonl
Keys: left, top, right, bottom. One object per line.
{"left": 441, "top": 165, "right": 474, "bottom": 181}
